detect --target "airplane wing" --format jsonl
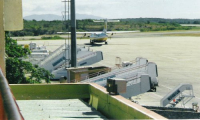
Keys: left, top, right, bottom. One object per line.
{"left": 106, "top": 30, "right": 140, "bottom": 34}
{"left": 57, "top": 31, "right": 102, "bottom": 34}
{"left": 76, "top": 32, "right": 102, "bottom": 34}
{"left": 57, "top": 30, "right": 139, "bottom": 34}
{"left": 94, "top": 20, "right": 120, "bottom": 22}
{"left": 57, "top": 30, "right": 140, "bottom": 38}
{"left": 57, "top": 31, "right": 99, "bottom": 37}
{"left": 57, "top": 32, "right": 70, "bottom": 34}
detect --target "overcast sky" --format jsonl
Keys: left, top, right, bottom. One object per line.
{"left": 23, "top": 0, "right": 200, "bottom": 19}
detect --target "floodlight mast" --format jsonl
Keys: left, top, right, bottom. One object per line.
{"left": 62, "top": 0, "right": 69, "bottom": 69}
{"left": 70, "top": 0, "right": 77, "bottom": 67}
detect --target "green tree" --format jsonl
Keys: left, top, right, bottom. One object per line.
{"left": 5, "top": 33, "right": 31, "bottom": 57}
{"left": 5, "top": 32, "right": 52, "bottom": 84}
{"left": 28, "top": 65, "right": 53, "bottom": 83}
{"left": 193, "top": 21, "right": 200, "bottom": 24}
{"left": 6, "top": 58, "right": 32, "bottom": 83}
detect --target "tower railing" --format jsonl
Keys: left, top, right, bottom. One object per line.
{"left": 0, "top": 68, "right": 24, "bottom": 120}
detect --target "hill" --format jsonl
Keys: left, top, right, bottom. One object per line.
{"left": 24, "top": 14, "right": 103, "bottom": 21}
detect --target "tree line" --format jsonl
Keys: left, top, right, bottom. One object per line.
{"left": 10, "top": 18, "right": 199, "bottom": 36}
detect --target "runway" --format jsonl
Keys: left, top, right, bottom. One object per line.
{"left": 18, "top": 33, "right": 200, "bottom": 108}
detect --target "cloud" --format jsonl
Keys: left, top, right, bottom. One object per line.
{"left": 22, "top": 0, "right": 63, "bottom": 16}
{"left": 23, "top": 0, "right": 200, "bottom": 19}
{"left": 32, "top": 6, "right": 45, "bottom": 12}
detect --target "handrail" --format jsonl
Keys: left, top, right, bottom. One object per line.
{"left": 39, "top": 44, "right": 66, "bottom": 65}
{"left": 79, "top": 68, "right": 110, "bottom": 80}
{"left": 0, "top": 68, "right": 23, "bottom": 120}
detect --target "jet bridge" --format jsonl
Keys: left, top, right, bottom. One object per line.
{"left": 51, "top": 51, "right": 103, "bottom": 80}
{"left": 160, "top": 83, "right": 195, "bottom": 107}
{"left": 38, "top": 44, "right": 102, "bottom": 72}
{"left": 80, "top": 57, "right": 158, "bottom": 98}
{"left": 28, "top": 44, "right": 103, "bottom": 79}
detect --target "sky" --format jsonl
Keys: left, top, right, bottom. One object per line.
{"left": 23, "top": 0, "right": 200, "bottom": 19}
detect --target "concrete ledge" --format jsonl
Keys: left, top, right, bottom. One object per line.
{"left": 10, "top": 84, "right": 90, "bottom": 100}
{"left": 10, "top": 83, "right": 167, "bottom": 119}
{"left": 89, "top": 83, "right": 167, "bottom": 119}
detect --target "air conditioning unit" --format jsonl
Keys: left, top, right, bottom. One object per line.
{"left": 107, "top": 78, "right": 127, "bottom": 95}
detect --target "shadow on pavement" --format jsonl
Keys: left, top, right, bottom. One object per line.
{"left": 84, "top": 43, "right": 103, "bottom": 47}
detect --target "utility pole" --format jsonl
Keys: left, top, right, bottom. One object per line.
{"left": 0, "top": 0, "right": 5, "bottom": 76}
{"left": 70, "top": 0, "right": 77, "bottom": 67}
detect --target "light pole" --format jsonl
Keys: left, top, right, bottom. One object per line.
{"left": 70, "top": 0, "right": 77, "bottom": 67}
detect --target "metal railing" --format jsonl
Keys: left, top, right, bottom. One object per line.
{"left": 0, "top": 68, "right": 24, "bottom": 120}
{"left": 74, "top": 57, "right": 147, "bottom": 83}
{"left": 79, "top": 68, "right": 110, "bottom": 80}
{"left": 67, "top": 57, "right": 148, "bottom": 83}
{"left": 38, "top": 44, "right": 66, "bottom": 66}
{"left": 80, "top": 63, "right": 147, "bottom": 83}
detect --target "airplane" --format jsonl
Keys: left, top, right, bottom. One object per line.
{"left": 86, "top": 19, "right": 119, "bottom": 45}
{"left": 57, "top": 19, "right": 139, "bottom": 45}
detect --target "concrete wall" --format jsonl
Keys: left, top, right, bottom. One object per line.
{"left": 11, "top": 84, "right": 90, "bottom": 100}
{"left": 10, "top": 83, "right": 166, "bottom": 119}
{"left": 0, "top": 0, "right": 5, "bottom": 75}
{"left": 0, "top": 0, "right": 23, "bottom": 75}
{"left": 89, "top": 83, "right": 166, "bottom": 119}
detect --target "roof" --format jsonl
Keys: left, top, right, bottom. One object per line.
{"left": 17, "top": 99, "right": 106, "bottom": 119}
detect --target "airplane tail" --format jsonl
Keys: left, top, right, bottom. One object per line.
{"left": 103, "top": 19, "right": 107, "bottom": 33}
{"left": 93, "top": 19, "right": 119, "bottom": 34}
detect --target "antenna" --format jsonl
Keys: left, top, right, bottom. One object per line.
{"left": 62, "top": 0, "right": 70, "bottom": 68}
{"left": 61, "top": 0, "right": 77, "bottom": 68}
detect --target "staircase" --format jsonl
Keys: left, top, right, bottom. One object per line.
{"left": 160, "top": 83, "right": 195, "bottom": 107}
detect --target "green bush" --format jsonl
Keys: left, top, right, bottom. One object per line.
{"left": 41, "top": 35, "right": 64, "bottom": 40}
{"left": 5, "top": 32, "right": 53, "bottom": 84}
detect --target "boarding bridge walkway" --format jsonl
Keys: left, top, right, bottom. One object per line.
{"left": 38, "top": 44, "right": 67, "bottom": 71}
{"left": 38, "top": 44, "right": 103, "bottom": 79}
{"left": 51, "top": 51, "right": 103, "bottom": 79}
{"left": 80, "top": 57, "right": 158, "bottom": 98}
{"left": 38, "top": 44, "right": 103, "bottom": 73}
{"left": 80, "top": 57, "right": 148, "bottom": 84}
{"left": 81, "top": 58, "right": 158, "bottom": 87}
{"left": 84, "top": 64, "right": 147, "bottom": 86}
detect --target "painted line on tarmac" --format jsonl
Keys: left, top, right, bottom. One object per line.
{"left": 160, "top": 55, "right": 191, "bottom": 61}
{"left": 159, "top": 84, "right": 173, "bottom": 90}
{"left": 149, "top": 92, "right": 163, "bottom": 98}
{"left": 160, "top": 55, "right": 177, "bottom": 61}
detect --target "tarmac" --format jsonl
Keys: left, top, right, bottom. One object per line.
{"left": 17, "top": 32, "right": 200, "bottom": 109}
